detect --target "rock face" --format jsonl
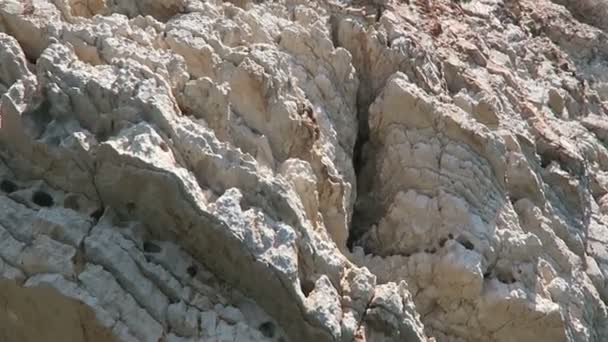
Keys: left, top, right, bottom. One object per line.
{"left": 1, "top": 0, "right": 608, "bottom": 341}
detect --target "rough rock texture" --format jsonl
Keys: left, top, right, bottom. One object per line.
{"left": 1, "top": 0, "right": 608, "bottom": 341}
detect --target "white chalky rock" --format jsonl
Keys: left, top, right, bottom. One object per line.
{"left": 2, "top": 0, "right": 608, "bottom": 341}
{"left": 167, "top": 301, "right": 199, "bottom": 337}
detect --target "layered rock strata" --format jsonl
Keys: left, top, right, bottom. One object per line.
{"left": 1, "top": 0, "right": 608, "bottom": 341}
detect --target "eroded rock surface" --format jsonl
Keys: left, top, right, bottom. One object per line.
{"left": 1, "top": 0, "right": 608, "bottom": 341}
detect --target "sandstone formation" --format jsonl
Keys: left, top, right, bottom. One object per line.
{"left": 1, "top": 0, "right": 608, "bottom": 341}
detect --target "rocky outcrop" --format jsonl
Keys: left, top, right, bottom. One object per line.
{"left": 1, "top": 0, "right": 608, "bottom": 341}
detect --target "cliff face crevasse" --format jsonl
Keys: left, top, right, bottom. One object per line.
{"left": 1, "top": 0, "right": 608, "bottom": 341}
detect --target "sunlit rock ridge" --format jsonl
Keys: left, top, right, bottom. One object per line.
{"left": 1, "top": 0, "right": 608, "bottom": 341}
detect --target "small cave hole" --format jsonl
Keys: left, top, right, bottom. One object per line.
{"left": 448, "top": 233, "right": 454, "bottom": 239}
{"left": 187, "top": 265, "right": 198, "bottom": 277}
{"left": 143, "top": 241, "right": 162, "bottom": 254}
{"left": 456, "top": 236, "right": 475, "bottom": 250}
{"left": 0, "top": 179, "right": 18, "bottom": 194}
{"left": 300, "top": 279, "right": 315, "bottom": 297}
{"left": 258, "top": 321, "right": 276, "bottom": 338}
{"left": 32, "top": 190, "right": 54, "bottom": 207}
{"left": 438, "top": 237, "right": 448, "bottom": 248}
{"left": 483, "top": 271, "right": 491, "bottom": 279}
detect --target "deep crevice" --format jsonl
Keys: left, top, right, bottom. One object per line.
{"left": 346, "top": 26, "right": 376, "bottom": 252}
{"left": 90, "top": 207, "right": 105, "bottom": 222}
{"left": 347, "top": 118, "right": 371, "bottom": 251}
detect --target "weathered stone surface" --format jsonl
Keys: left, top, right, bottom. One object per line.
{"left": 2, "top": 0, "right": 608, "bottom": 341}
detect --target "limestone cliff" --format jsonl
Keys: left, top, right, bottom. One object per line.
{"left": 0, "top": 0, "right": 608, "bottom": 341}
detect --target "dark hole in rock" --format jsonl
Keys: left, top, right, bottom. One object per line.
{"left": 448, "top": 233, "right": 454, "bottom": 239}
{"left": 0, "top": 179, "right": 18, "bottom": 194}
{"left": 143, "top": 241, "right": 162, "bottom": 254}
{"left": 438, "top": 237, "right": 447, "bottom": 247}
{"left": 300, "top": 279, "right": 315, "bottom": 297}
{"left": 32, "top": 190, "right": 54, "bottom": 207}
{"left": 258, "top": 321, "right": 276, "bottom": 338}
{"left": 428, "top": 247, "right": 437, "bottom": 254}
{"left": 187, "top": 265, "right": 198, "bottom": 277}
{"left": 483, "top": 272, "right": 491, "bottom": 279}
{"left": 456, "top": 236, "right": 475, "bottom": 250}
{"left": 159, "top": 141, "right": 169, "bottom": 152}
{"left": 90, "top": 207, "right": 104, "bottom": 221}
{"left": 126, "top": 202, "right": 136, "bottom": 213}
